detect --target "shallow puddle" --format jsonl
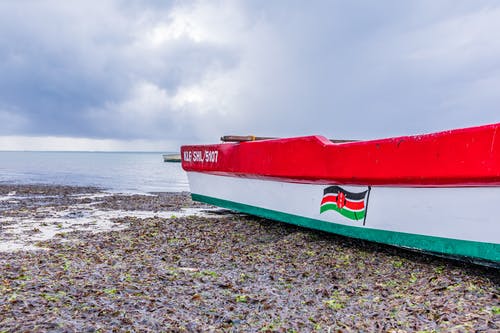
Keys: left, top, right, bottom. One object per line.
{"left": 0, "top": 192, "right": 228, "bottom": 252}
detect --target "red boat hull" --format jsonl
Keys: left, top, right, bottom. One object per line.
{"left": 182, "top": 123, "right": 500, "bottom": 186}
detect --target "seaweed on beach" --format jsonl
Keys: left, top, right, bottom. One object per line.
{"left": 0, "top": 185, "right": 498, "bottom": 332}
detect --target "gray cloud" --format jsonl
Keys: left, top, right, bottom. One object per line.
{"left": 0, "top": 0, "right": 499, "bottom": 148}
{"left": 228, "top": 1, "right": 500, "bottom": 139}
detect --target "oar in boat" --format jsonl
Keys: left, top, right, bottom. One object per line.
{"left": 220, "top": 135, "right": 275, "bottom": 142}
{"left": 220, "top": 135, "right": 357, "bottom": 143}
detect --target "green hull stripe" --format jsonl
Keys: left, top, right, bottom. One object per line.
{"left": 320, "top": 203, "right": 365, "bottom": 220}
{"left": 192, "top": 193, "right": 500, "bottom": 263}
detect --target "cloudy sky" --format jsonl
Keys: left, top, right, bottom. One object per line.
{"left": 0, "top": 0, "right": 499, "bottom": 151}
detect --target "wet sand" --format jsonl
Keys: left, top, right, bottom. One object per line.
{"left": 0, "top": 184, "right": 498, "bottom": 332}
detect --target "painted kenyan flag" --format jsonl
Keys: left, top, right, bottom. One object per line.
{"left": 320, "top": 186, "right": 370, "bottom": 222}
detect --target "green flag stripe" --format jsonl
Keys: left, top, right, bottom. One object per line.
{"left": 320, "top": 203, "right": 366, "bottom": 220}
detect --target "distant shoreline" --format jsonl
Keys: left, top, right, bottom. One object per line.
{"left": 0, "top": 150, "right": 174, "bottom": 153}
{"left": 0, "top": 151, "right": 189, "bottom": 193}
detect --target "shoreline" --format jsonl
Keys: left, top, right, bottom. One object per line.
{"left": 0, "top": 184, "right": 498, "bottom": 331}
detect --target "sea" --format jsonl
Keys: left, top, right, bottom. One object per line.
{"left": 0, "top": 151, "right": 189, "bottom": 193}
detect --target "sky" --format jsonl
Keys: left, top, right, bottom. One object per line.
{"left": 0, "top": 0, "right": 499, "bottom": 151}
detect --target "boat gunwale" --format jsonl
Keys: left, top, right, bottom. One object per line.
{"left": 181, "top": 123, "right": 500, "bottom": 187}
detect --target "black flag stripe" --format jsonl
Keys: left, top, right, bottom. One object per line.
{"left": 323, "top": 186, "right": 368, "bottom": 201}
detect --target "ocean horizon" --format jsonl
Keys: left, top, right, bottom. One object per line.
{"left": 0, "top": 151, "right": 189, "bottom": 193}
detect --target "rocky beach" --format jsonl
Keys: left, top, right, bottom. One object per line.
{"left": 0, "top": 184, "right": 498, "bottom": 332}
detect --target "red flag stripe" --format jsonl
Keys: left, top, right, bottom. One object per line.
{"left": 321, "top": 195, "right": 337, "bottom": 205}
{"left": 321, "top": 196, "right": 365, "bottom": 211}
{"left": 322, "top": 194, "right": 366, "bottom": 202}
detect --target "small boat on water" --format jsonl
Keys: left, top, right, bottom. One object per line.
{"left": 163, "top": 153, "right": 181, "bottom": 162}
{"left": 181, "top": 123, "right": 500, "bottom": 266}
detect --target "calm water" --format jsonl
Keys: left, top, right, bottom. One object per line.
{"left": 0, "top": 151, "right": 189, "bottom": 193}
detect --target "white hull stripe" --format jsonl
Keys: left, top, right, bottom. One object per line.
{"left": 187, "top": 172, "right": 500, "bottom": 263}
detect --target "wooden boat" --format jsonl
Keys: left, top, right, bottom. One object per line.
{"left": 181, "top": 123, "right": 500, "bottom": 266}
